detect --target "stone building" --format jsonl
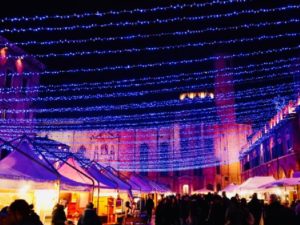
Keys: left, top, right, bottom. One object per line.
{"left": 240, "top": 97, "right": 300, "bottom": 181}
{"left": 39, "top": 58, "right": 252, "bottom": 194}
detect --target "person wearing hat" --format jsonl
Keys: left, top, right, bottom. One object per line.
{"left": 77, "top": 203, "right": 101, "bottom": 225}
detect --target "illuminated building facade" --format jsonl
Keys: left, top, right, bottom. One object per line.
{"left": 240, "top": 98, "right": 300, "bottom": 181}
{"left": 40, "top": 58, "right": 252, "bottom": 194}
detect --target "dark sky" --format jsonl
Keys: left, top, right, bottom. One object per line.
{"left": 1, "top": 0, "right": 299, "bottom": 130}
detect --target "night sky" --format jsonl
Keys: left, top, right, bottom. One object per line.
{"left": 1, "top": 0, "right": 299, "bottom": 130}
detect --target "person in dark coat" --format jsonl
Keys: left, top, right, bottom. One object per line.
{"left": 247, "top": 193, "right": 262, "bottom": 225}
{"left": 0, "top": 206, "right": 9, "bottom": 225}
{"left": 7, "top": 199, "right": 43, "bottom": 225}
{"left": 145, "top": 195, "right": 154, "bottom": 223}
{"left": 264, "top": 194, "right": 295, "bottom": 225}
{"left": 225, "top": 197, "right": 251, "bottom": 225}
{"left": 77, "top": 203, "right": 101, "bottom": 225}
{"left": 51, "top": 204, "right": 67, "bottom": 225}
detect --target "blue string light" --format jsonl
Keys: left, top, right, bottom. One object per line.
{"left": 3, "top": 57, "right": 298, "bottom": 94}
{"left": 1, "top": 5, "right": 299, "bottom": 33}
{"left": 0, "top": 1, "right": 298, "bottom": 171}
{"left": 0, "top": 91, "right": 287, "bottom": 113}
{"left": 5, "top": 19, "right": 299, "bottom": 47}
{"left": 0, "top": 104, "right": 279, "bottom": 128}
{"left": 0, "top": 1, "right": 247, "bottom": 23}
{"left": 4, "top": 45, "right": 300, "bottom": 77}
{"left": 1, "top": 68, "right": 299, "bottom": 103}
{"left": 9, "top": 32, "right": 300, "bottom": 59}
{"left": 0, "top": 98, "right": 281, "bottom": 128}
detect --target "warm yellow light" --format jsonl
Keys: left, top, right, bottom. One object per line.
{"left": 34, "top": 189, "right": 58, "bottom": 209}
{"left": 0, "top": 47, "right": 8, "bottom": 65}
{"left": 94, "top": 189, "right": 118, "bottom": 197}
{"left": 15, "top": 57, "right": 24, "bottom": 74}
{"left": 275, "top": 188, "right": 282, "bottom": 196}
{"left": 188, "top": 92, "right": 196, "bottom": 99}
{"left": 199, "top": 92, "right": 205, "bottom": 98}
{"left": 209, "top": 92, "right": 214, "bottom": 99}
{"left": 179, "top": 93, "right": 186, "bottom": 101}
{"left": 18, "top": 184, "right": 30, "bottom": 196}
{"left": 183, "top": 184, "right": 189, "bottom": 194}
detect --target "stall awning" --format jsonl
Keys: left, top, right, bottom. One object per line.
{"left": 56, "top": 157, "right": 97, "bottom": 186}
{"left": 129, "top": 174, "right": 153, "bottom": 193}
{"left": 4, "top": 138, "right": 92, "bottom": 191}
{"left": 86, "top": 165, "right": 118, "bottom": 189}
{"left": 0, "top": 141, "right": 58, "bottom": 182}
{"left": 259, "top": 177, "right": 300, "bottom": 189}
{"left": 239, "top": 176, "right": 275, "bottom": 190}
{"left": 147, "top": 180, "right": 170, "bottom": 193}
{"left": 100, "top": 166, "right": 131, "bottom": 191}
{"left": 221, "top": 183, "right": 240, "bottom": 193}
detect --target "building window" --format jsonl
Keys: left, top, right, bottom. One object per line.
{"left": 264, "top": 142, "right": 271, "bottom": 162}
{"left": 204, "top": 136, "right": 214, "bottom": 153}
{"left": 1, "top": 109, "right": 6, "bottom": 119}
{"left": 22, "top": 78, "right": 28, "bottom": 95}
{"left": 271, "top": 145, "right": 277, "bottom": 159}
{"left": 194, "top": 168, "right": 203, "bottom": 176}
{"left": 93, "top": 151, "right": 99, "bottom": 161}
{"left": 77, "top": 145, "right": 87, "bottom": 157}
{"left": 243, "top": 161, "right": 250, "bottom": 171}
{"left": 285, "top": 129, "right": 292, "bottom": 152}
{"left": 5, "top": 73, "right": 12, "bottom": 88}
{"left": 287, "top": 139, "right": 292, "bottom": 152}
{"left": 159, "top": 142, "right": 169, "bottom": 177}
{"left": 217, "top": 183, "right": 222, "bottom": 192}
{"left": 277, "top": 143, "right": 284, "bottom": 157}
{"left": 260, "top": 144, "right": 264, "bottom": 163}
{"left": 180, "top": 139, "right": 188, "bottom": 158}
{"left": 25, "top": 112, "right": 30, "bottom": 119}
{"left": 216, "top": 165, "right": 220, "bottom": 175}
{"left": 140, "top": 143, "right": 149, "bottom": 176}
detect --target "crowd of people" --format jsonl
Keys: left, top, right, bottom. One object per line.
{"left": 0, "top": 200, "right": 101, "bottom": 225}
{"left": 155, "top": 192, "right": 300, "bottom": 225}
{"left": 1, "top": 192, "right": 300, "bottom": 225}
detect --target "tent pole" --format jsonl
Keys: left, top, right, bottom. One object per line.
{"left": 96, "top": 184, "right": 100, "bottom": 213}
{"left": 57, "top": 179, "right": 61, "bottom": 204}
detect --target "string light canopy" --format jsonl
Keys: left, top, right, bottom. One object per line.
{"left": 0, "top": 0, "right": 299, "bottom": 170}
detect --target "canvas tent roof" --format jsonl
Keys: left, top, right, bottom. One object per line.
{"left": 221, "top": 183, "right": 240, "bottom": 193}
{"left": 12, "top": 136, "right": 115, "bottom": 189}
{"left": 259, "top": 177, "right": 300, "bottom": 188}
{"left": 56, "top": 157, "right": 98, "bottom": 186}
{"left": 0, "top": 140, "right": 90, "bottom": 191}
{"left": 239, "top": 176, "right": 276, "bottom": 190}
{"left": 86, "top": 164, "right": 118, "bottom": 189}
{"left": 0, "top": 140, "right": 58, "bottom": 182}
{"left": 128, "top": 174, "right": 153, "bottom": 193}
{"left": 101, "top": 167, "right": 131, "bottom": 191}
{"left": 147, "top": 180, "right": 170, "bottom": 193}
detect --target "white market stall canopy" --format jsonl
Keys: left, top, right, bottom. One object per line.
{"left": 239, "top": 176, "right": 276, "bottom": 191}
{"left": 259, "top": 177, "right": 300, "bottom": 189}
{"left": 221, "top": 183, "right": 240, "bottom": 193}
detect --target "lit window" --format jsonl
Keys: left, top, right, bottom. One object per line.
{"left": 183, "top": 184, "right": 189, "bottom": 194}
